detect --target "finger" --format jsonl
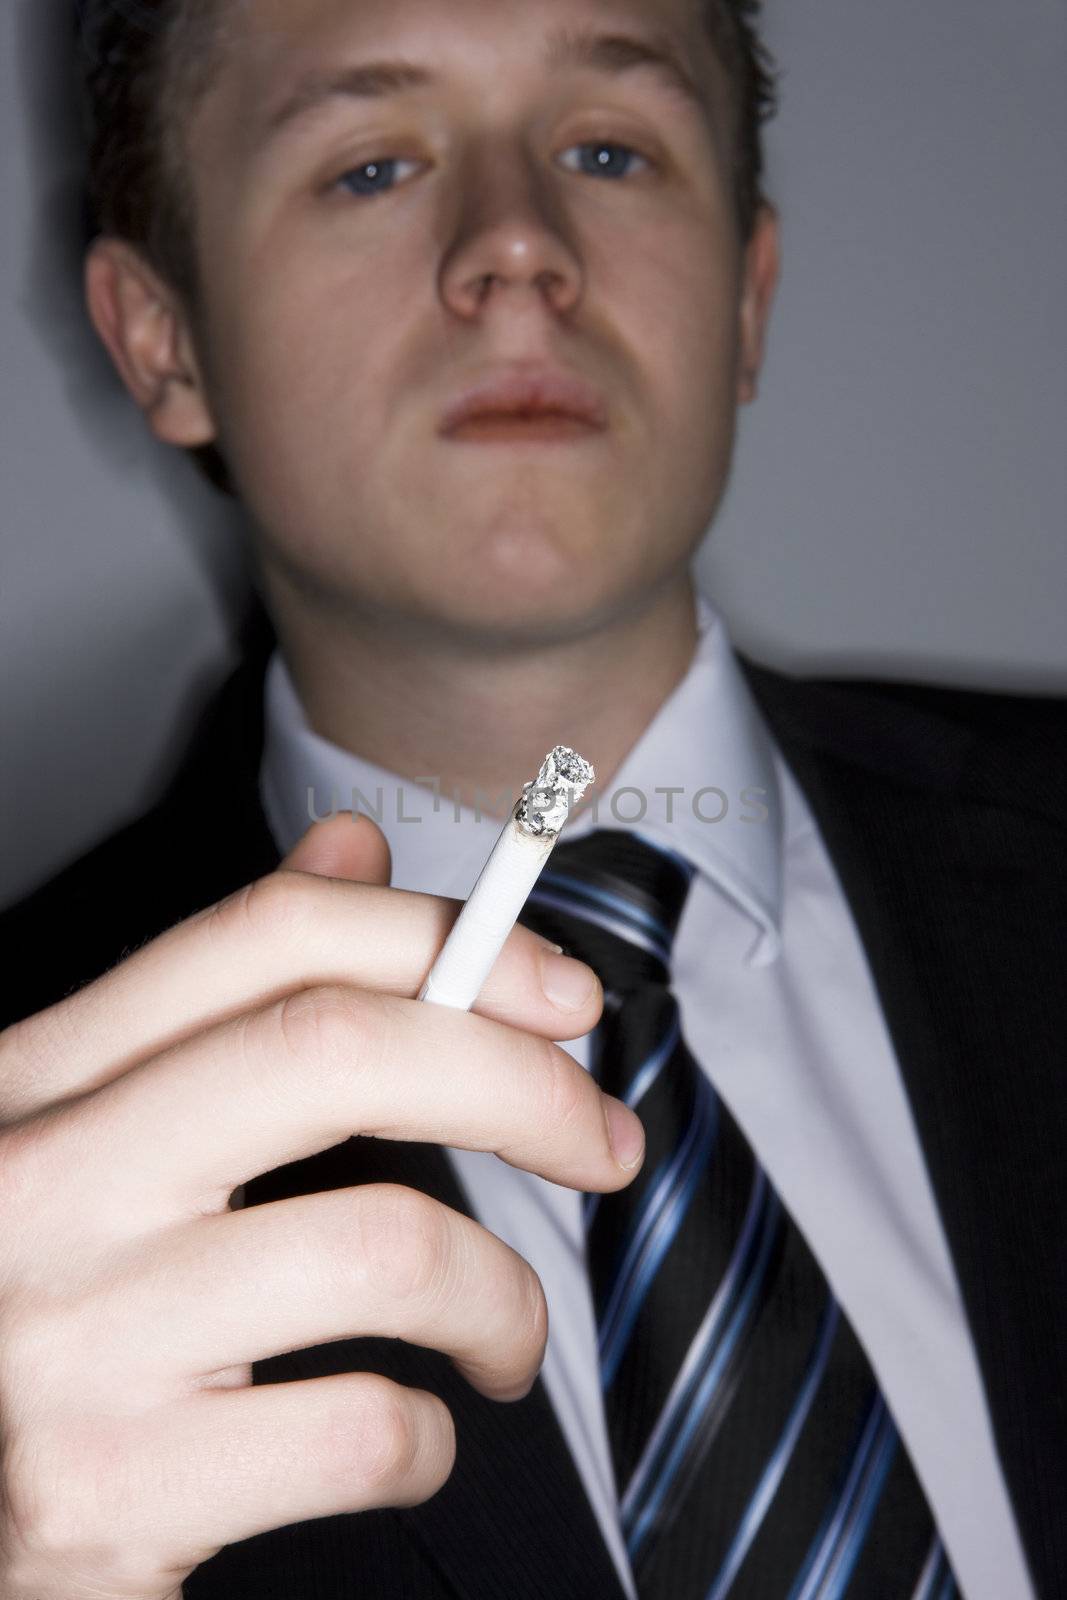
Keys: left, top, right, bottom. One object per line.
{"left": 131, "top": 1186, "right": 546, "bottom": 1398}
{"left": 22, "top": 985, "right": 641, "bottom": 1236}
{"left": 156, "top": 1374, "right": 455, "bottom": 1562}
{"left": 281, "top": 812, "right": 392, "bottom": 886}
{"left": 0, "top": 872, "right": 600, "bottom": 1120}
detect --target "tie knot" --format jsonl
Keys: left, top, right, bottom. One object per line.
{"left": 521, "top": 829, "right": 694, "bottom": 991}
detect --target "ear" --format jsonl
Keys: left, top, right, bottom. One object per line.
{"left": 736, "top": 203, "right": 780, "bottom": 405}
{"left": 84, "top": 236, "right": 218, "bottom": 448}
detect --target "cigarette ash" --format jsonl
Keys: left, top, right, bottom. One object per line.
{"left": 516, "top": 745, "right": 595, "bottom": 837}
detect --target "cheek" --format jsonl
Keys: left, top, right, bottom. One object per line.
{"left": 224, "top": 275, "right": 342, "bottom": 411}
{"left": 606, "top": 211, "right": 744, "bottom": 540}
{"left": 202, "top": 249, "right": 398, "bottom": 498}
{"left": 625, "top": 236, "right": 741, "bottom": 474}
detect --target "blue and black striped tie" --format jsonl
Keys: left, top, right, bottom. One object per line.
{"left": 521, "top": 829, "right": 958, "bottom": 1600}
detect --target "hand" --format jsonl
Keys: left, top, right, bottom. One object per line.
{"left": 0, "top": 814, "right": 644, "bottom": 1600}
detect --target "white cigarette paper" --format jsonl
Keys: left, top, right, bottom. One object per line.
{"left": 418, "top": 745, "right": 595, "bottom": 1011}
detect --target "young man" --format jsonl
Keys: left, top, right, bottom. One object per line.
{"left": 1, "top": 1, "right": 1062, "bottom": 1596}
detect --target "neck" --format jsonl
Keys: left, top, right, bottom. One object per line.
{"left": 267, "top": 577, "right": 700, "bottom": 817}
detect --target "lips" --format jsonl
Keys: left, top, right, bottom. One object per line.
{"left": 439, "top": 365, "right": 609, "bottom": 436}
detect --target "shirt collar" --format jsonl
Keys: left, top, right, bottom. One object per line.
{"left": 259, "top": 595, "right": 784, "bottom": 965}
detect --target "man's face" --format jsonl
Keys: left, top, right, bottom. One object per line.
{"left": 178, "top": 0, "right": 775, "bottom": 645}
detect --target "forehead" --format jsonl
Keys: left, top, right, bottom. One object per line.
{"left": 207, "top": 0, "right": 723, "bottom": 123}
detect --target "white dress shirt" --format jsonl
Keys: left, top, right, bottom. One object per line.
{"left": 259, "top": 598, "right": 1032, "bottom": 1600}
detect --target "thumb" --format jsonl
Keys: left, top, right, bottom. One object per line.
{"left": 279, "top": 812, "right": 392, "bottom": 887}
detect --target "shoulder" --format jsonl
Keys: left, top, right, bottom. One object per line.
{"left": 1, "top": 635, "right": 280, "bottom": 1032}
{"left": 0, "top": 802, "right": 189, "bottom": 1030}
{"left": 738, "top": 654, "right": 1067, "bottom": 827}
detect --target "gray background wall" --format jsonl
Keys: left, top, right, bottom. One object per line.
{"left": 2, "top": 0, "right": 1065, "bottom": 910}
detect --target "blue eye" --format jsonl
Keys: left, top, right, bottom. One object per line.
{"left": 335, "top": 158, "right": 419, "bottom": 197}
{"left": 334, "top": 141, "right": 648, "bottom": 200}
{"left": 560, "top": 141, "right": 649, "bottom": 179}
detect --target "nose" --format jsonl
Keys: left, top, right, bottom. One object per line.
{"left": 439, "top": 146, "right": 583, "bottom": 322}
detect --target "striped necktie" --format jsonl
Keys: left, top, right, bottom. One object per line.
{"left": 521, "top": 829, "right": 958, "bottom": 1600}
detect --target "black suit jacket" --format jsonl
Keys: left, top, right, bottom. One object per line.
{"left": 3, "top": 627, "right": 1065, "bottom": 1599}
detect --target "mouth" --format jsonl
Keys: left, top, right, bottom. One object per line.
{"left": 445, "top": 411, "right": 605, "bottom": 445}
{"left": 439, "top": 364, "right": 609, "bottom": 444}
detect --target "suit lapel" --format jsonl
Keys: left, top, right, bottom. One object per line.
{"left": 739, "top": 655, "right": 1066, "bottom": 1594}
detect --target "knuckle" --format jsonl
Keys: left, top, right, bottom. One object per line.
{"left": 210, "top": 870, "right": 319, "bottom": 950}
{"left": 0, "top": 1115, "right": 53, "bottom": 1241}
{"left": 517, "top": 1261, "right": 550, "bottom": 1364}
{"left": 0, "top": 1013, "right": 68, "bottom": 1126}
{"left": 0, "top": 1438, "right": 46, "bottom": 1566}
{"left": 350, "top": 1185, "right": 448, "bottom": 1306}
{"left": 528, "top": 1035, "right": 589, "bottom": 1141}
{"left": 0, "top": 1419, "right": 141, "bottom": 1582}
{"left": 0, "top": 1020, "right": 31, "bottom": 1122}
{"left": 487, "top": 1252, "right": 548, "bottom": 1381}
{"left": 342, "top": 1376, "right": 421, "bottom": 1492}
{"left": 0, "top": 1424, "right": 77, "bottom": 1566}
{"left": 274, "top": 985, "right": 384, "bottom": 1086}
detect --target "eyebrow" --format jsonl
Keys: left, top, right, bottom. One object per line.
{"left": 263, "top": 26, "right": 709, "bottom": 141}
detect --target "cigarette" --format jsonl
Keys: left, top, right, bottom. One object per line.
{"left": 418, "top": 745, "right": 595, "bottom": 1011}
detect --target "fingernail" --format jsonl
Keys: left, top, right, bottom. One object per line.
{"left": 540, "top": 951, "right": 597, "bottom": 1012}
{"left": 602, "top": 1094, "right": 645, "bottom": 1170}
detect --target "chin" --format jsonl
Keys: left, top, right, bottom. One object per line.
{"left": 414, "top": 544, "right": 647, "bottom": 649}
